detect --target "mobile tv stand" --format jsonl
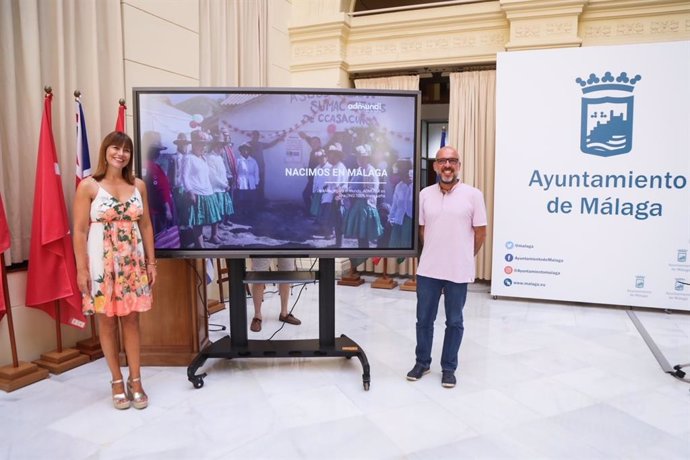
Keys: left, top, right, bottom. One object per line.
{"left": 187, "top": 258, "right": 371, "bottom": 390}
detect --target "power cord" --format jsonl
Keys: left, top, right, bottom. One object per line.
{"left": 189, "top": 259, "right": 227, "bottom": 332}
{"left": 266, "top": 258, "right": 318, "bottom": 341}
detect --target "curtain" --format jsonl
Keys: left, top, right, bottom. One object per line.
{"left": 448, "top": 70, "right": 496, "bottom": 280}
{"left": 199, "top": 0, "right": 268, "bottom": 87}
{"left": 353, "top": 75, "right": 420, "bottom": 277}
{"left": 199, "top": 0, "right": 268, "bottom": 279}
{"left": 0, "top": 0, "right": 125, "bottom": 264}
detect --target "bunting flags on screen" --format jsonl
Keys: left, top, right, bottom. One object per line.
{"left": 75, "top": 98, "right": 91, "bottom": 186}
{"left": 0, "top": 194, "right": 10, "bottom": 322}
{"left": 115, "top": 100, "right": 126, "bottom": 132}
{"left": 25, "top": 92, "right": 86, "bottom": 329}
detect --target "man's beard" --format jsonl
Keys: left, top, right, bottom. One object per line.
{"left": 440, "top": 170, "right": 457, "bottom": 184}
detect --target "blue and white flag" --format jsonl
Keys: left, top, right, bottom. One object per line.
{"left": 75, "top": 98, "right": 91, "bottom": 186}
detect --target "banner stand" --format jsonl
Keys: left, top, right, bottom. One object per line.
{"left": 33, "top": 302, "right": 89, "bottom": 374}
{"left": 0, "top": 254, "right": 49, "bottom": 392}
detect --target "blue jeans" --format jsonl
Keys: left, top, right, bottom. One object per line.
{"left": 415, "top": 275, "right": 468, "bottom": 372}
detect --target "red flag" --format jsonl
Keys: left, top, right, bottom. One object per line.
{"left": 25, "top": 93, "right": 86, "bottom": 329}
{"left": 115, "top": 100, "right": 126, "bottom": 132}
{"left": 372, "top": 257, "right": 381, "bottom": 265}
{"left": 0, "top": 194, "right": 10, "bottom": 322}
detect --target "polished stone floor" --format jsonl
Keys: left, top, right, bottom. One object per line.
{"left": 1, "top": 278, "right": 689, "bottom": 459}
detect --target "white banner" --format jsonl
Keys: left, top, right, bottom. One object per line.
{"left": 491, "top": 41, "right": 690, "bottom": 311}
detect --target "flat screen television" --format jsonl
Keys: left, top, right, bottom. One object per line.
{"left": 133, "top": 87, "right": 420, "bottom": 259}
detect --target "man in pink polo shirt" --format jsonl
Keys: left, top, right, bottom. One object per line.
{"left": 406, "top": 146, "right": 487, "bottom": 388}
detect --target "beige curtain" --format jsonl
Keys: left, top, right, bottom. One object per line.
{"left": 0, "top": 0, "right": 125, "bottom": 264}
{"left": 448, "top": 70, "right": 495, "bottom": 280}
{"left": 199, "top": 0, "right": 268, "bottom": 279}
{"left": 352, "top": 75, "right": 420, "bottom": 276}
{"left": 200, "top": 0, "right": 268, "bottom": 87}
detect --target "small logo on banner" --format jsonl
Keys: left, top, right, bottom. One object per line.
{"left": 674, "top": 279, "right": 685, "bottom": 292}
{"left": 678, "top": 249, "right": 688, "bottom": 263}
{"left": 576, "top": 71, "right": 641, "bottom": 157}
{"left": 635, "top": 276, "right": 645, "bottom": 289}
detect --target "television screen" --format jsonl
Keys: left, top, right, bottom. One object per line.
{"left": 133, "top": 87, "right": 420, "bottom": 258}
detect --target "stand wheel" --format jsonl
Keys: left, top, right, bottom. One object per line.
{"left": 363, "top": 381, "right": 370, "bottom": 391}
{"left": 191, "top": 376, "right": 205, "bottom": 389}
{"left": 345, "top": 356, "right": 352, "bottom": 360}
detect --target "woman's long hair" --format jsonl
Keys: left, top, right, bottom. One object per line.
{"left": 92, "top": 131, "right": 135, "bottom": 185}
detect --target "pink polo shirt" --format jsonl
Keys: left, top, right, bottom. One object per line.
{"left": 416, "top": 182, "right": 487, "bottom": 284}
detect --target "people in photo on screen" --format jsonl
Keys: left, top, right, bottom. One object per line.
{"left": 315, "top": 143, "right": 347, "bottom": 245}
{"left": 219, "top": 128, "right": 238, "bottom": 195}
{"left": 171, "top": 132, "right": 191, "bottom": 232}
{"left": 73, "top": 131, "right": 155, "bottom": 410}
{"left": 235, "top": 142, "right": 260, "bottom": 218}
{"left": 182, "top": 130, "right": 222, "bottom": 248}
{"left": 143, "top": 131, "right": 175, "bottom": 236}
{"left": 249, "top": 258, "right": 301, "bottom": 332}
{"left": 343, "top": 144, "right": 384, "bottom": 248}
{"left": 310, "top": 149, "right": 327, "bottom": 221}
{"left": 246, "top": 130, "right": 284, "bottom": 208}
{"left": 407, "top": 146, "right": 487, "bottom": 389}
{"left": 208, "top": 133, "right": 234, "bottom": 244}
{"left": 388, "top": 158, "right": 414, "bottom": 248}
{"left": 298, "top": 130, "right": 323, "bottom": 214}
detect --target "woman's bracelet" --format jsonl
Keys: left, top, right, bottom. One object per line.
{"left": 146, "top": 260, "right": 157, "bottom": 267}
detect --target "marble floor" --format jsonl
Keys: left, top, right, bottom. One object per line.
{"left": 1, "top": 278, "right": 689, "bottom": 459}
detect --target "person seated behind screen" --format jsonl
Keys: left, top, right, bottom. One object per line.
{"left": 249, "top": 258, "right": 301, "bottom": 332}
{"left": 235, "top": 142, "right": 260, "bottom": 217}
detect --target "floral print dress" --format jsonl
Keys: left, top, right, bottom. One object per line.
{"left": 83, "top": 185, "right": 152, "bottom": 316}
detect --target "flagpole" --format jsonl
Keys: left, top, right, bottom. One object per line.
{"left": 372, "top": 257, "right": 398, "bottom": 290}
{"left": 73, "top": 90, "right": 103, "bottom": 361}
{"left": 0, "top": 256, "right": 50, "bottom": 392}
{"left": 54, "top": 301, "right": 63, "bottom": 353}
{"left": 1, "top": 254, "right": 18, "bottom": 367}
{"left": 400, "top": 257, "right": 418, "bottom": 292}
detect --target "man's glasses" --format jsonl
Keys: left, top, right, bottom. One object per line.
{"left": 435, "top": 158, "right": 459, "bottom": 165}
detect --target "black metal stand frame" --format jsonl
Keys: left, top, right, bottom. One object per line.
{"left": 187, "top": 258, "right": 371, "bottom": 390}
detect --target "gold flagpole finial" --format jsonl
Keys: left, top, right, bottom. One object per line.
{"left": 119, "top": 98, "right": 126, "bottom": 106}
{"left": 44, "top": 86, "right": 52, "bottom": 95}
{"left": 74, "top": 90, "right": 81, "bottom": 99}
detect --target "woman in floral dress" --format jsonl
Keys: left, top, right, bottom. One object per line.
{"left": 73, "top": 131, "right": 156, "bottom": 410}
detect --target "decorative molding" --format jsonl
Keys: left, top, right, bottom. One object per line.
{"left": 500, "top": 0, "right": 586, "bottom": 50}
{"left": 580, "top": 0, "right": 690, "bottom": 45}
{"left": 346, "top": 29, "right": 507, "bottom": 72}
{"left": 288, "top": 0, "right": 690, "bottom": 86}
